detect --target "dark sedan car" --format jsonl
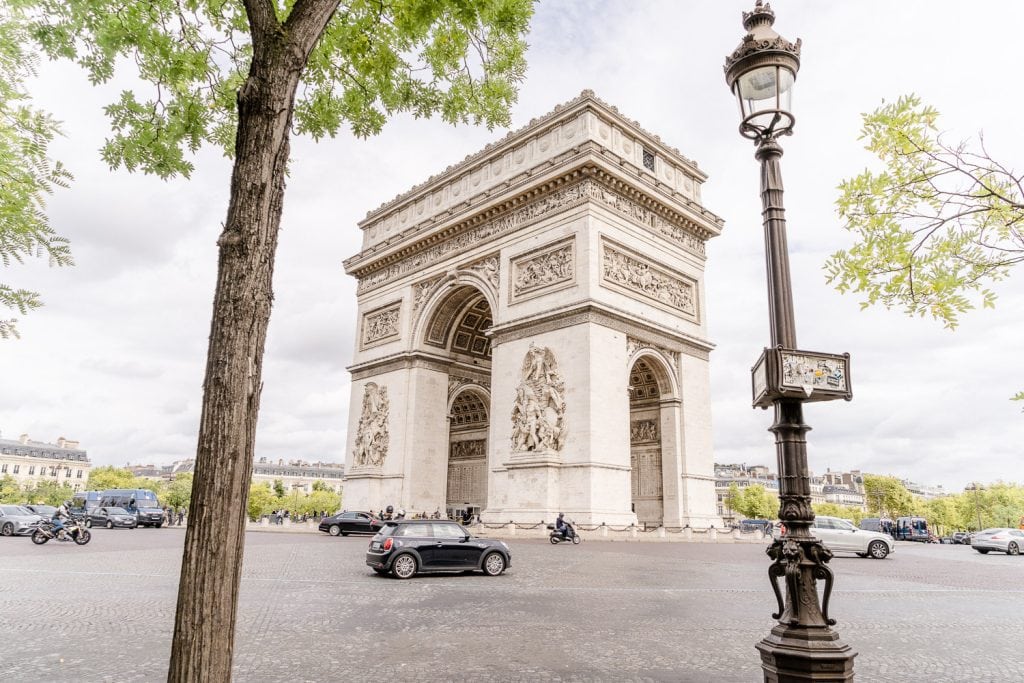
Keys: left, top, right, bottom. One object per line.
{"left": 366, "top": 520, "right": 510, "bottom": 579}
{"left": 319, "top": 510, "right": 382, "bottom": 537}
{"left": 85, "top": 507, "right": 138, "bottom": 529}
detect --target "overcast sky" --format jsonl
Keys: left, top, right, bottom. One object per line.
{"left": 1, "top": 1, "right": 1021, "bottom": 493}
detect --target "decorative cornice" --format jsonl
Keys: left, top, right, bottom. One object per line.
{"left": 488, "top": 301, "right": 713, "bottom": 362}
{"left": 350, "top": 172, "right": 716, "bottom": 294}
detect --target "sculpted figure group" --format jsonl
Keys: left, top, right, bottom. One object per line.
{"left": 510, "top": 344, "right": 566, "bottom": 453}
{"left": 353, "top": 383, "right": 390, "bottom": 467}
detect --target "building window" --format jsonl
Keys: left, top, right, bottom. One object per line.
{"left": 12, "top": 465, "right": 19, "bottom": 474}
{"left": 0, "top": 464, "right": 6, "bottom": 473}
{"left": 77, "top": 469, "right": 83, "bottom": 479}
{"left": 28, "top": 466, "right": 35, "bottom": 475}
{"left": 64, "top": 468, "right": 71, "bottom": 477}
{"left": 642, "top": 148, "right": 655, "bottom": 171}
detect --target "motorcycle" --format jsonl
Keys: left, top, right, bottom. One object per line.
{"left": 32, "top": 516, "right": 91, "bottom": 546}
{"left": 547, "top": 522, "right": 581, "bottom": 545}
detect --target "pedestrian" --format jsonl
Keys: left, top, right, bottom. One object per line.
{"left": 177, "top": 508, "right": 184, "bottom": 526}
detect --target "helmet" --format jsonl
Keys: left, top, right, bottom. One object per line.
{"left": 398, "top": 509, "right": 406, "bottom": 517}
{"left": 385, "top": 505, "right": 394, "bottom": 514}
{"left": 557, "top": 512, "right": 564, "bottom": 518}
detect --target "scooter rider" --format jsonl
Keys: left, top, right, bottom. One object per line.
{"left": 555, "top": 512, "right": 573, "bottom": 540}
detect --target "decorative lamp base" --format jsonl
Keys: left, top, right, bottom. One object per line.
{"left": 756, "top": 626, "right": 856, "bottom": 682}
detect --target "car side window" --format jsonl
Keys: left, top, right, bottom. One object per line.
{"left": 396, "top": 524, "right": 432, "bottom": 538}
{"left": 340, "top": 512, "right": 356, "bottom": 519}
{"left": 816, "top": 518, "right": 835, "bottom": 530}
{"left": 433, "top": 523, "right": 465, "bottom": 539}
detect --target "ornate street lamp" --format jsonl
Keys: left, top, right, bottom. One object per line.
{"left": 724, "top": 2, "right": 857, "bottom": 680}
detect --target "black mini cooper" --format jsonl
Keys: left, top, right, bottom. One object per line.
{"left": 366, "top": 520, "right": 511, "bottom": 579}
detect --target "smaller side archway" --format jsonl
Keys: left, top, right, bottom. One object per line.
{"left": 627, "top": 352, "right": 681, "bottom": 528}
{"left": 446, "top": 386, "right": 490, "bottom": 519}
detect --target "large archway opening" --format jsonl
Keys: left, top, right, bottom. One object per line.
{"left": 421, "top": 284, "right": 493, "bottom": 520}
{"left": 628, "top": 356, "right": 668, "bottom": 527}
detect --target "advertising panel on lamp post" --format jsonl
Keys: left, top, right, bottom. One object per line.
{"left": 752, "top": 347, "right": 852, "bottom": 409}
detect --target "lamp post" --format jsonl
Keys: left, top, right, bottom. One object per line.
{"left": 724, "top": 3, "right": 856, "bottom": 680}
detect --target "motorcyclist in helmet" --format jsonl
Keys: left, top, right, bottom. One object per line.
{"left": 395, "top": 508, "right": 406, "bottom": 520}
{"left": 52, "top": 501, "right": 71, "bottom": 540}
{"left": 384, "top": 505, "right": 394, "bottom": 520}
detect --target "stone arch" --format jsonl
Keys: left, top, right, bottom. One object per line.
{"left": 415, "top": 282, "right": 495, "bottom": 359}
{"left": 627, "top": 352, "right": 678, "bottom": 528}
{"left": 445, "top": 385, "right": 490, "bottom": 520}
{"left": 412, "top": 271, "right": 498, "bottom": 351}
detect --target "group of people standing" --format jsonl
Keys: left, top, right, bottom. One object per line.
{"left": 163, "top": 507, "right": 186, "bottom": 526}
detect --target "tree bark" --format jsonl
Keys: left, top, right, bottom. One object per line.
{"left": 167, "top": 2, "right": 339, "bottom": 680}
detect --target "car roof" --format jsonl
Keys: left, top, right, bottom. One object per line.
{"left": 383, "top": 519, "right": 456, "bottom": 525}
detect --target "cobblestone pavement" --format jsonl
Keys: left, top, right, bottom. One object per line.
{"left": 2, "top": 529, "right": 1023, "bottom": 682}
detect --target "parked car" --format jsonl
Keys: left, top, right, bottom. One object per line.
{"left": 85, "top": 506, "right": 138, "bottom": 529}
{"left": 23, "top": 504, "right": 58, "bottom": 519}
{"left": 952, "top": 531, "right": 973, "bottom": 545}
{"left": 739, "top": 519, "right": 774, "bottom": 537}
{"left": 812, "top": 515, "right": 894, "bottom": 559}
{"left": 319, "top": 510, "right": 382, "bottom": 537}
{"left": 366, "top": 519, "right": 511, "bottom": 579}
{"left": 0, "top": 505, "right": 43, "bottom": 536}
{"left": 971, "top": 528, "right": 1024, "bottom": 555}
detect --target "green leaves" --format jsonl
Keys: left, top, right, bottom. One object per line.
{"left": 0, "top": 6, "right": 74, "bottom": 338}
{"left": 827, "top": 94, "right": 1023, "bottom": 330}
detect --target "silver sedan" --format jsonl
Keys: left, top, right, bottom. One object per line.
{"left": 971, "top": 528, "right": 1024, "bottom": 555}
{"left": 0, "top": 505, "right": 42, "bottom": 537}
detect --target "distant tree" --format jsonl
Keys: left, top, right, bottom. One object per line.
{"left": 0, "top": 474, "right": 22, "bottom": 502}
{"left": 247, "top": 483, "right": 276, "bottom": 522}
{"left": 863, "top": 475, "right": 915, "bottom": 519}
{"left": 272, "top": 479, "right": 286, "bottom": 499}
{"left": 0, "top": 6, "right": 73, "bottom": 339}
{"left": 732, "top": 484, "right": 777, "bottom": 520}
{"left": 296, "top": 489, "right": 341, "bottom": 517}
{"left": 86, "top": 466, "right": 137, "bottom": 491}
{"left": 812, "top": 503, "right": 866, "bottom": 525}
{"left": 22, "top": 480, "right": 74, "bottom": 506}
{"left": 163, "top": 474, "right": 194, "bottom": 511}
{"left": 827, "top": 95, "right": 1023, "bottom": 404}
{"left": 311, "top": 479, "right": 331, "bottom": 493}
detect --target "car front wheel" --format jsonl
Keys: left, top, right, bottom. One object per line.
{"left": 868, "top": 540, "right": 889, "bottom": 559}
{"left": 975, "top": 548, "right": 989, "bottom": 554}
{"left": 328, "top": 525, "right": 341, "bottom": 537}
{"left": 106, "top": 521, "right": 113, "bottom": 529}
{"left": 84, "top": 519, "right": 92, "bottom": 528}
{"left": 391, "top": 554, "right": 417, "bottom": 579}
{"left": 483, "top": 552, "right": 506, "bottom": 576}
{"left": 1008, "top": 542, "right": 1020, "bottom": 556}
{"left": 1, "top": 522, "right": 13, "bottom": 536}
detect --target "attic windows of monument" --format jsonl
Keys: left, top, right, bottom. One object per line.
{"left": 642, "top": 148, "right": 655, "bottom": 172}
{"left": 629, "top": 358, "right": 661, "bottom": 402}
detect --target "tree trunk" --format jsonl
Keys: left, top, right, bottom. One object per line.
{"left": 166, "top": 35, "right": 304, "bottom": 683}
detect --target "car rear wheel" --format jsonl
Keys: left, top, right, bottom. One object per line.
{"left": 84, "top": 519, "right": 92, "bottom": 528}
{"left": 1, "top": 522, "right": 13, "bottom": 536}
{"left": 1008, "top": 542, "right": 1020, "bottom": 556}
{"left": 391, "top": 554, "right": 417, "bottom": 579}
{"left": 975, "top": 548, "right": 989, "bottom": 554}
{"left": 106, "top": 520, "right": 113, "bottom": 529}
{"left": 483, "top": 552, "right": 506, "bottom": 576}
{"left": 328, "top": 525, "right": 341, "bottom": 537}
{"left": 868, "top": 540, "right": 889, "bottom": 559}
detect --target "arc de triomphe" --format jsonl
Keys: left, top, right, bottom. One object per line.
{"left": 343, "top": 91, "right": 724, "bottom": 527}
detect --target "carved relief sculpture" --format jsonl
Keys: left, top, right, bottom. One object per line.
{"left": 450, "top": 439, "right": 487, "bottom": 460}
{"left": 512, "top": 240, "right": 575, "bottom": 298}
{"left": 464, "top": 255, "right": 500, "bottom": 289}
{"left": 630, "top": 419, "right": 659, "bottom": 444}
{"left": 510, "top": 344, "right": 567, "bottom": 453}
{"left": 602, "top": 242, "right": 697, "bottom": 317}
{"left": 362, "top": 304, "right": 401, "bottom": 346}
{"left": 353, "top": 383, "right": 390, "bottom": 467}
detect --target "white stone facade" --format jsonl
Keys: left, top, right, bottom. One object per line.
{"left": 0, "top": 434, "right": 91, "bottom": 492}
{"left": 343, "top": 91, "right": 724, "bottom": 527}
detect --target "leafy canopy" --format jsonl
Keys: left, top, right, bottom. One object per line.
{"left": 827, "top": 94, "right": 1023, "bottom": 330}
{"left": 0, "top": 5, "right": 73, "bottom": 339}
{"left": 15, "top": 0, "right": 532, "bottom": 179}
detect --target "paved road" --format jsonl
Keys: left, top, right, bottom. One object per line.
{"left": 1, "top": 529, "right": 1022, "bottom": 682}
